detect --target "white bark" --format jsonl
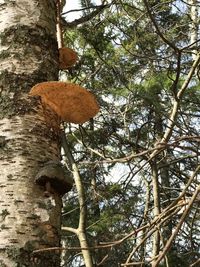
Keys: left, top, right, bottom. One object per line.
{"left": 0, "top": 0, "right": 62, "bottom": 266}
{"left": 0, "top": 0, "right": 57, "bottom": 75}
{"left": 189, "top": 0, "right": 199, "bottom": 60}
{"left": 0, "top": 102, "right": 62, "bottom": 264}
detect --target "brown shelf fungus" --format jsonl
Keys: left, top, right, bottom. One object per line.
{"left": 35, "top": 161, "right": 73, "bottom": 197}
{"left": 59, "top": 47, "right": 78, "bottom": 69}
{"left": 29, "top": 81, "right": 99, "bottom": 124}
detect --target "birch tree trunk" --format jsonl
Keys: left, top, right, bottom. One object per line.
{"left": 189, "top": 0, "right": 198, "bottom": 60}
{"left": 0, "top": 1, "right": 63, "bottom": 266}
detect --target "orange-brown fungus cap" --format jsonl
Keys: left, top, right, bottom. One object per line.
{"left": 29, "top": 81, "right": 99, "bottom": 124}
{"left": 59, "top": 47, "right": 78, "bottom": 69}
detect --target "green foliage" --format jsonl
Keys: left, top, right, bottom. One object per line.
{"left": 61, "top": 1, "right": 200, "bottom": 266}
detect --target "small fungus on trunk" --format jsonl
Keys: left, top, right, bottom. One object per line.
{"left": 59, "top": 47, "right": 78, "bottom": 69}
{"left": 35, "top": 161, "right": 73, "bottom": 196}
{"left": 29, "top": 81, "right": 99, "bottom": 124}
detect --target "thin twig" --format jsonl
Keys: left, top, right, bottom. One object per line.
{"left": 143, "top": 0, "right": 179, "bottom": 51}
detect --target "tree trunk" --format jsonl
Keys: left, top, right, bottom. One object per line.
{"left": 151, "top": 161, "right": 161, "bottom": 264}
{"left": 189, "top": 0, "right": 198, "bottom": 60}
{"left": 61, "top": 134, "right": 94, "bottom": 267}
{"left": 0, "top": 1, "right": 63, "bottom": 266}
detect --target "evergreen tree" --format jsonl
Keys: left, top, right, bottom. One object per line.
{"left": 61, "top": 0, "right": 200, "bottom": 266}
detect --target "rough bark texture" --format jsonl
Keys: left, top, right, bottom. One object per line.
{"left": 0, "top": 1, "right": 63, "bottom": 266}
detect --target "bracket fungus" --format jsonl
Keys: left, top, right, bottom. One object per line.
{"left": 29, "top": 81, "right": 99, "bottom": 124}
{"left": 35, "top": 161, "right": 73, "bottom": 196}
{"left": 59, "top": 47, "right": 78, "bottom": 69}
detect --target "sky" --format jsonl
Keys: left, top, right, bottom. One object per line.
{"left": 63, "top": 0, "right": 102, "bottom": 21}
{"left": 63, "top": 1, "right": 81, "bottom": 21}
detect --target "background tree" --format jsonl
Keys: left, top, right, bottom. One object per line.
{"left": 0, "top": 1, "right": 67, "bottom": 266}
{"left": 61, "top": 0, "right": 200, "bottom": 267}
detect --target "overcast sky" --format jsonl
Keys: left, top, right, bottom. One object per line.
{"left": 63, "top": 1, "right": 81, "bottom": 21}
{"left": 63, "top": 1, "right": 102, "bottom": 21}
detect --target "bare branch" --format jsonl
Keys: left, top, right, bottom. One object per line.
{"left": 61, "top": 131, "right": 93, "bottom": 267}
{"left": 152, "top": 184, "right": 200, "bottom": 266}
{"left": 143, "top": 0, "right": 180, "bottom": 51}
{"left": 63, "top": 4, "right": 110, "bottom": 28}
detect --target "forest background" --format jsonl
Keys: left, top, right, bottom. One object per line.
{"left": 0, "top": 0, "right": 199, "bottom": 267}
{"left": 60, "top": 1, "right": 200, "bottom": 267}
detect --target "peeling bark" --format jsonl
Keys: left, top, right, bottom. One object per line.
{"left": 0, "top": 0, "right": 63, "bottom": 266}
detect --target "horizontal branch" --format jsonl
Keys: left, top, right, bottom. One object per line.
{"left": 62, "top": 226, "right": 78, "bottom": 234}
{"left": 63, "top": 4, "right": 110, "bottom": 28}
{"left": 33, "top": 198, "right": 189, "bottom": 255}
